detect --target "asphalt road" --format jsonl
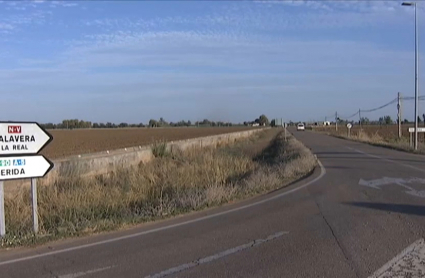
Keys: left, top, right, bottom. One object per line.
{"left": 1, "top": 129, "right": 425, "bottom": 278}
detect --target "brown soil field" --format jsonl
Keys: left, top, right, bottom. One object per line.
{"left": 40, "top": 127, "right": 259, "bottom": 160}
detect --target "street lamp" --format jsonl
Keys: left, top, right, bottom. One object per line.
{"left": 402, "top": 2, "right": 419, "bottom": 150}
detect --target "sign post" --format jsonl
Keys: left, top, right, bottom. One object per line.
{"left": 408, "top": 127, "right": 425, "bottom": 148}
{"left": 347, "top": 123, "right": 352, "bottom": 137}
{"left": 0, "top": 122, "right": 53, "bottom": 237}
{"left": 0, "top": 181, "right": 4, "bottom": 237}
{"left": 31, "top": 178, "right": 38, "bottom": 233}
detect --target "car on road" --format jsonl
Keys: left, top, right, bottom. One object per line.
{"left": 297, "top": 123, "right": 305, "bottom": 131}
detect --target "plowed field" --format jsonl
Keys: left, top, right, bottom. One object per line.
{"left": 40, "top": 127, "right": 258, "bottom": 160}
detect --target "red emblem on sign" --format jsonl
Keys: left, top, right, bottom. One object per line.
{"left": 8, "top": 126, "right": 22, "bottom": 134}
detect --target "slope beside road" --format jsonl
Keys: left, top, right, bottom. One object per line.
{"left": 0, "top": 129, "right": 424, "bottom": 278}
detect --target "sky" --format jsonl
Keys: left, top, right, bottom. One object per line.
{"left": 1, "top": 0, "right": 425, "bottom": 124}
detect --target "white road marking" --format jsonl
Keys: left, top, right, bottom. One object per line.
{"left": 369, "top": 238, "right": 425, "bottom": 278}
{"left": 358, "top": 177, "right": 425, "bottom": 198}
{"left": 58, "top": 265, "right": 116, "bottom": 278}
{"left": 350, "top": 147, "right": 425, "bottom": 174}
{"left": 0, "top": 161, "right": 326, "bottom": 266}
{"left": 145, "top": 231, "right": 288, "bottom": 278}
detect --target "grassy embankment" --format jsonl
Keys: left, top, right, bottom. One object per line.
{"left": 1, "top": 129, "right": 316, "bottom": 248}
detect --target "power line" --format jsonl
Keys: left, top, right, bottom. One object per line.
{"left": 360, "top": 98, "right": 398, "bottom": 113}
{"left": 402, "top": 96, "right": 425, "bottom": 101}
{"left": 339, "top": 111, "right": 359, "bottom": 120}
{"left": 319, "top": 93, "right": 425, "bottom": 123}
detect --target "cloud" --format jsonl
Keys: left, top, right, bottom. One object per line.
{"left": 0, "top": 23, "right": 14, "bottom": 30}
{"left": 0, "top": 29, "right": 420, "bottom": 121}
{"left": 0, "top": 1, "right": 423, "bottom": 123}
{"left": 50, "top": 1, "right": 78, "bottom": 8}
{"left": 54, "top": 29, "right": 412, "bottom": 79}
{"left": 0, "top": 9, "right": 51, "bottom": 35}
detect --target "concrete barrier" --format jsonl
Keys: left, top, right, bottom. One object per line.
{"left": 4, "top": 128, "right": 268, "bottom": 195}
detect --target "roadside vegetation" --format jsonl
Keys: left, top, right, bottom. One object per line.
{"left": 313, "top": 125, "right": 425, "bottom": 153}
{"left": 1, "top": 129, "right": 317, "bottom": 248}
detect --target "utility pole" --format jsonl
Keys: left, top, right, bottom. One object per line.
{"left": 414, "top": 2, "right": 419, "bottom": 150}
{"left": 359, "top": 109, "right": 362, "bottom": 129}
{"left": 401, "top": 2, "right": 419, "bottom": 149}
{"left": 335, "top": 112, "right": 338, "bottom": 131}
{"left": 398, "top": 92, "right": 402, "bottom": 138}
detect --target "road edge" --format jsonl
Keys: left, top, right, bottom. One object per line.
{"left": 0, "top": 159, "right": 326, "bottom": 266}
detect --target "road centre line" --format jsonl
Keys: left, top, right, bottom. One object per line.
{"left": 145, "top": 231, "right": 288, "bottom": 278}
{"left": 58, "top": 265, "right": 116, "bottom": 278}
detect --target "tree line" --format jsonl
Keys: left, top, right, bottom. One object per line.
{"left": 39, "top": 115, "right": 272, "bottom": 129}
{"left": 243, "top": 114, "right": 270, "bottom": 126}
{"left": 356, "top": 114, "right": 425, "bottom": 125}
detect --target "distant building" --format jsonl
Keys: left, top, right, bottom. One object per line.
{"left": 323, "top": 121, "right": 331, "bottom": 126}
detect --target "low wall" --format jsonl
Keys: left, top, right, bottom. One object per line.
{"left": 5, "top": 128, "right": 267, "bottom": 195}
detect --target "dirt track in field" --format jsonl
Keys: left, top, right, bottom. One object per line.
{"left": 40, "top": 127, "right": 259, "bottom": 159}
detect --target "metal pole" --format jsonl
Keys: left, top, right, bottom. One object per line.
{"left": 335, "top": 112, "right": 338, "bottom": 131}
{"left": 398, "top": 92, "right": 402, "bottom": 138}
{"left": 414, "top": 2, "right": 419, "bottom": 150}
{"left": 31, "top": 178, "right": 39, "bottom": 234}
{"left": 0, "top": 181, "right": 5, "bottom": 237}
{"left": 359, "top": 109, "right": 362, "bottom": 129}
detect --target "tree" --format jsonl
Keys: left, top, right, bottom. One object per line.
{"left": 118, "top": 122, "right": 128, "bottom": 128}
{"left": 360, "top": 117, "right": 370, "bottom": 125}
{"left": 418, "top": 116, "right": 423, "bottom": 124}
{"left": 158, "top": 117, "right": 168, "bottom": 127}
{"left": 258, "top": 114, "right": 269, "bottom": 126}
{"left": 403, "top": 119, "right": 409, "bottom": 124}
{"left": 201, "top": 119, "right": 211, "bottom": 126}
{"left": 270, "top": 119, "right": 276, "bottom": 127}
{"left": 149, "top": 119, "right": 158, "bottom": 127}
{"left": 383, "top": 115, "right": 393, "bottom": 125}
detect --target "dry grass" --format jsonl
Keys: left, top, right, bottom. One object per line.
{"left": 313, "top": 125, "right": 425, "bottom": 153}
{"left": 1, "top": 129, "right": 316, "bottom": 248}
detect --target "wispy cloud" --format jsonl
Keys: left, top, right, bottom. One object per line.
{"left": 0, "top": 1, "right": 423, "bottom": 123}
{"left": 0, "top": 23, "right": 14, "bottom": 30}
{"left": 49, "top": 1, "right": 78, "bottom": 8}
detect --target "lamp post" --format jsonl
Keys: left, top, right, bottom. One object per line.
{"left": 402, "top": 2, "right": 419, "bottom": 150}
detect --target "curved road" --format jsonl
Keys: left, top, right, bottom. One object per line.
{"left": 1, "top": 130, "right": 425, "bottom": 278}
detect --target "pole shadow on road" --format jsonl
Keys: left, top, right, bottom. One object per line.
{"left": 343, "top": 202, "right": 425, "bottom": 216}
